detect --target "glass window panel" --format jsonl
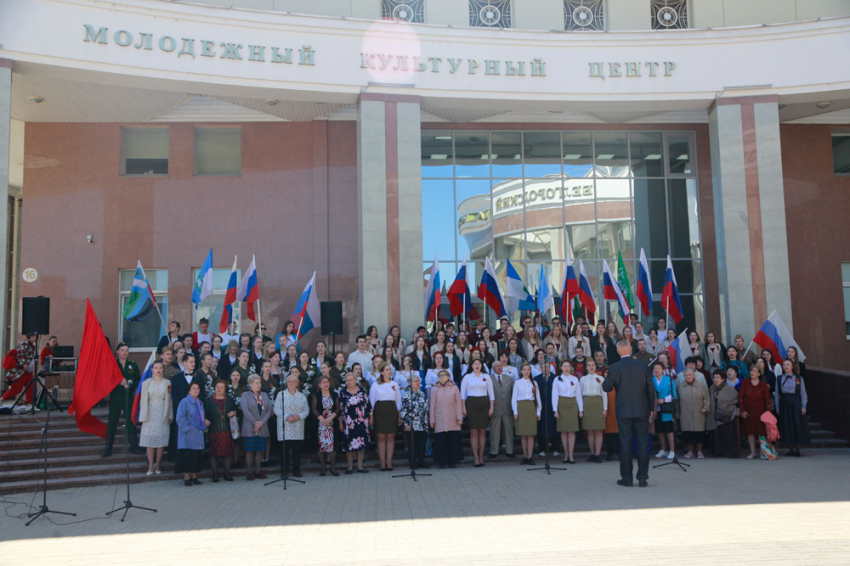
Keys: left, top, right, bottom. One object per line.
{"left": 672, "top": 260, "right": 702, "bottom": 295}
{"left": 667, "top": 134, "right": 693, "bottom": 175}
{"left": 648, "top": 260, "right": 668, "bottom": 296}
{"left": 593, "top": 132, "right": 629, "bottom": 177}
{"left": 668, "top": 179, "right": 701, "bottom": 258}
{"left": 454, "top": 131, "right": 490, "bottom": 177}
{"left": 527, "top": 262, "right": 559, "bottom": 318}
{"left": 562, "top": 132, "right": 593, "bottom": 178}
{"left": 119, "top": 269, "right": 168, "bottom": 291}
{"left": 123, "top": 128, "right": 168, "bottom": 176}
{"left": 120, "top": 296, "right": 168, "bottom": 348}
{"left": 597, "top": 178, "right": 634, "bottom": 259}
{"left": 633, "top": 179, "right": 667, "bottom": 259}
{"left": 629, "top": 132, "right": 663, "bottom": 177}
{"left": 491, "top": 131, "right": 522, "bottom": 177}
{"left": 195, "top": 128, "right": 241, "bottom": 175}
{"left": 842, "top": 262, "right": 850, "bottom": 282}
{"left": 456, "top": 179, "right": 492, "bottom": 263}
{"left": 523, "top": 131, "right": 562, "bottom": 178}
{"left": 843, "top": 287, "right": 850, "bottom": 336}
{"left": 192, "top": 267, "right": 242, "bottom": 331}
{"left": 492, "top": 179, "right": 525, "bottom": 260}
{"left": 674, "top": 295, "right": 703, "bottom": 335}
{"left": 421, "top": 131, "right": 454, "bottom": 177}
{"left": 422, "top": 180, "right": 456, "bottom": 261}
{"left": 833, "top": 133, "right": 850, "bottom": 174}
{"left": 524, "top": 176, "right": 565, "bottom": 262}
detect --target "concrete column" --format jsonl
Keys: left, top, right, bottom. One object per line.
{"left": 0, "top": 61, "right": 11, "bottom": 354}
{"left": 708, "top": 95, "right": 792, "bottom": 343}
{"left": 356, "top": 94, "right": 423, "bottom": 339}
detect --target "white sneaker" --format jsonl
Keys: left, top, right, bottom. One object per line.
{"left": 553, "top": 451, "right": 560, "bottom": 456}
{"left": 655, "top": 450, "right": 668, "bottom": 458}
{"left": 538, "top": 451, "right": 545, "bottom": 457}
{"left": 666, "top": 451, "right": 676, "bottom": 460}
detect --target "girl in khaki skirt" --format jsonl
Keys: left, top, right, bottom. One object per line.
{"left": 511, "top": 363, "right": 542, "bottom": 465}
{"left": 579, "top": 360, "right": 608, "bottom": 463}
{"left": 552, "top": 360, "right": 583, "bottom": 464}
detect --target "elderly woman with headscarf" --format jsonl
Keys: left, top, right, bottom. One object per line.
{"left": 677, "top": 367, "right": 710, "bottom": 459}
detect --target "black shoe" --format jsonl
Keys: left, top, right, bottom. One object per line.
{"left": 616, "top": 479, "right": 633, "bottom": 487}
{"left": 606, "top": 453, "right": 614, "bottom": 462}
{"left": 794, "top": 449, "right": 801, "bottom": 457}
{"left": 357, "top": 468, "right": 369, "bottom": 474}
{"left": 418, "top": 463, "right": 431, "bottom": 469}
{"left": 527, "top": 459, "right": 535, "bottom": 466}
{"left": 596, "top": 455, "right": 604, "bottom": 463}
{"left": 192, "top": 478, "right": 202, "bottom": 485}
{"left": 130, "top": 446, "right": 145, "bottom": 456}
{"left": 100, "top": 449, "right": 112, "bottom": 458}
{"left": 639, "top": 480, "right": 648, "bottom": 488}
{"left": 448, "top": 463, "right": 457, "bottom": 468}
{"left": 330, "top": 469, "right": 340, "bottom": 477}
{"left": 223, "top": 475, "right": 234, "bottom": 482}
{"left": 345, "top": 469, "right": 353, "bottom": 475}
{"left": 439, "top": 464, "right": 447, "bottom": 469}
{"left": 586, "top": 455, "right": 595, "bottom": 463}
{"left": 380, "top": 467, "right": 388, "bottom": 472}
{"left": 506, "top": 453, "right": 516, "bottom": 459}
{"left": 786, "top": 449, "right": 795, "bottom": 456}
{"left": 261, "top": 459, "right": 270, "bottom": 467}
{"left": 184, "top": 479, "right": 192, "bottom": 486}
{"left": 212, "top": 477, "right": 219, "bottom": 483}
{"left": 487, "top": 453, "right": 498, "bottom": 459}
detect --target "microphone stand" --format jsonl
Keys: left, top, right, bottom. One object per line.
{"left": 528, "top": 377, "right": 567, "bottom": 475}
{"left": 393, "top": 425, "right": 431, "bottom": 482}
{"left": 26, "top": 386, "right": 76, "bottom": 526}
{"left": 653, "top": 412, "right": 689, "bottom": 472}
{"left": 106, "top": 385, "right": 156, "bottom": 522}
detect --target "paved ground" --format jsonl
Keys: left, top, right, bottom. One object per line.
{"left": 1, "top": 449, "right": 849, "bottom": 565}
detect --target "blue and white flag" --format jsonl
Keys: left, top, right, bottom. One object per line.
{"left": 192, "top": 248, "right": 214, "bottom": 308}
{"left": 537, "top": 265, "right": 554, "bottom": 314}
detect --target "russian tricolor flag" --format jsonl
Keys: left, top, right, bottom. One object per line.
{"left": 602, "top": 259, "right": 630, "bottom": 324}
{"left": 237, "top": 255, "right": 260, "bottom": 321}
{"left": 665, "top": 329, "right": 690, "bottom": 373}
{"left": 131, "top": 351, "right": 157, "bottom": 426}
{"left": 218, "top": 256, "right": 239, "bottom": 333}
{"left": 754, "top": 310, "right": 806, "bottom": 363}
{"left": 577, "top": 260, "right": 596, "bottom": 315}
{"left": 424, "top": 257, "right": 441, "bottom": 322}
{"left": 661, "top": 255, "right": 684, "bottom": 325}
{"left": 636, "top": 248, "right": 653, "bottom": 317}
{"left": 477, "top": 257, "right": 507, "bottom": 317}
{"left": 560, "top": 251, "right": 580, "bottom": 323}
{"left": 447, "top": 256, "right": 475, "bottom": 318}
{"left": 292, "top": 271, "right": 321, "bottom": 339}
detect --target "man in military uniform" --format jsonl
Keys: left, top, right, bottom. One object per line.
{"left": 101, "top": 342, "right": 144, "bottom": 457}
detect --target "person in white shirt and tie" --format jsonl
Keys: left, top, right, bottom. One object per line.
{"left": 460, "top": 359, "right": 495, "bottom": 468}
{"left": 553, "top": 360, "right": 583, "bottom": 465}
{"left": 511, "top": 363, "right": 542, "bottom": 465}
{"left": 488, "top": 361, "right": 515, "bottom": 460}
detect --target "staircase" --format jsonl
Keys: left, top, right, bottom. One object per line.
{"left": 1, "top": 408, "right": 846, "bottom": 495}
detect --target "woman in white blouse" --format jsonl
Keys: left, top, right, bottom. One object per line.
{"left": 579, "top": 360, "right": 608, "bottom": 463}
{"left": 511, "top": 363, "right": 541, "bottom": 465}
{"left": 553, "top": 360, "right": 583, "bottom": 464}
{"left": 454, "top": 331, "right": 473, "bottom": 365}
{"left": 429, "top": 330, "right": 448, "bottom": 357}
{"left": 395, "top": 355, "right": 417, "bottom": 391}
{"left": 460, "top": 359, "right": 495, "bottom": 468}
{"left": 368, "top": 363, "right": 402, "bottom": 472}
{"left": 568, "top": 327, "right": 591, "bottom": 360}
{"left": 425, "top": 352, "right": 448, "bottom": 397}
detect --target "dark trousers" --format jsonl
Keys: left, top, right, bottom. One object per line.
{"left": 168, "top": 422, "right": 180, "bottom": 467}
{"left": 434, "top": 431, "right": 461, "bottom": 466}
{"left": 406, "top": 430, "right": 426, "bottom": 468}
{"left": 283, "top": 440, "right": 303, "bottom": 473}
{"left": 617, "top": 417, "right": 650, "bottom": 482}
{"left": 178, "top": 449, "right": 202, "bottom": 474}
{"left": 105, "top": 390, "right": 137, "bottom": 451}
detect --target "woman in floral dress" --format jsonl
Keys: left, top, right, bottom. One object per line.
{"left": 338, "top": 371, "right": 371, "bottom": 474}
{"left": 311, "top": 375, "right": 340, "bottom": 476}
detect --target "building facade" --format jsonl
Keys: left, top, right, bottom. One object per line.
{"left": 0, "top": 0, "right": 849, "bottom": 371}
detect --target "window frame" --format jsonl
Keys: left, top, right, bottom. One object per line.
{"left": 831, "top": 130, "right": 850, "bottom": 177}
{"left": 193, "top": 126, "right": 242, "bottom": 177}
{"left": 118, "top": 268, "right": 168, "bottom": 353}
{"left": 120, "top": 127, "right": 170, "bottom": 177}
{"left": 191, "top": 267, "right": 243, "bottom": 333}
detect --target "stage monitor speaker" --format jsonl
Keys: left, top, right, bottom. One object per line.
{"left": 22, "top": 296, "right": 50, "bottom": 335}
{"left": 320, "top": 301, "right": 343, "bottom": 335}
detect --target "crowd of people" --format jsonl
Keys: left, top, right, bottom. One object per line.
{"left": 97, "top": 313, "right": 813, "bottom": 485}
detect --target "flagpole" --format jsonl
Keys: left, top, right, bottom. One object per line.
{"left": 742, "top": 340, "right": 755, "bottom": 359}
{"left": 665, "top": 296, "right": 670, "bottom": 330}
{"left": 254, "top": 255, "right": 262, "bottom": 334}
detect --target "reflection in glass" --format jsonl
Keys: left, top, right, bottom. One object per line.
{"left": 122, "top": 297, "right": 168, "bottom": 348}
{"left": 596, "top": 178, "right": 634, "bottom": 259}
{"left": 456, "top": 179, "right": 492, "bottom": 262}
{"left": 562, "top": 132, "right": 593, "bottom": 178}
{"left": 633, "top": 179, "right": 668, "bottom": 259}
{"left": 672, "top": 260, "right": 702, "bottom": 295}
{"left": 454, "top": 131, "right": 490, "bottom": 177}
{"left": 566, "top": 222, "right": 597, "bottom": 261}
{"left": 668, "top": 179, "right": 701, "bottom": 258}
{"left": 593, "top": 131, "right": 629, "bottom": 177}
{"left": 523, "top": 131, "right": 562, "bottom": 178}
{"left": 492, "top": 178, "right": 525, "bottom": 260}
{"left": 523, "top": 176, "right": 565, "bottom": 262}
{"left": 668, "top": 135, "right": 693, "bottom": 175}
{"left": 527, "top": 262, "right": 558, "bottom": 317}
{"left": 422, "top": 179, "right": 456, "bottom": 260}
{"left": 629, "top": 132, "right": 664, "bottom": 177}
{"left": 421, "top": 130, "right": 454, "bottom": 178}
{"left": 491, "top": 131, "right": 523, "bottom": 178}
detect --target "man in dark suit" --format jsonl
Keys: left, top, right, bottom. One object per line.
{"left": 603, "top": 340, "right": 657, "bottom": 487}
{"left": 168, "top": 353, "right": 206, "bottom": 468}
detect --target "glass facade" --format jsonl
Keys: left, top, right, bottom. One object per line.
{"left": 421, "top": 129, "right": 704, "bottom": 333}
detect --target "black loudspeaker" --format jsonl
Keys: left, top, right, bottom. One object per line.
{"left": 320, "top": 301, "right": 343, "bottom": 335}
{"left": 22, "top": 296, "right": 50, "bottom": 335}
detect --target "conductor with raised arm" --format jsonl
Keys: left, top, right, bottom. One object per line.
{"left": 602, "top": 339, "right": 657, "bottom": 487}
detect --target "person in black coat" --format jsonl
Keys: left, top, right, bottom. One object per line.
{"left": 602, "top": 340, "right": 657, "bottom": 488}
{"left": 534, "top": 362, "right": 558, "bottom": 455}
{"left": 168, "top": 353, "right": 207, "bottom": 468}
{"left": 444, "top": 342, "right": 463, "bottom": 385}
{"left": 157, "top": 321, "right": 182, "bottom": 354}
